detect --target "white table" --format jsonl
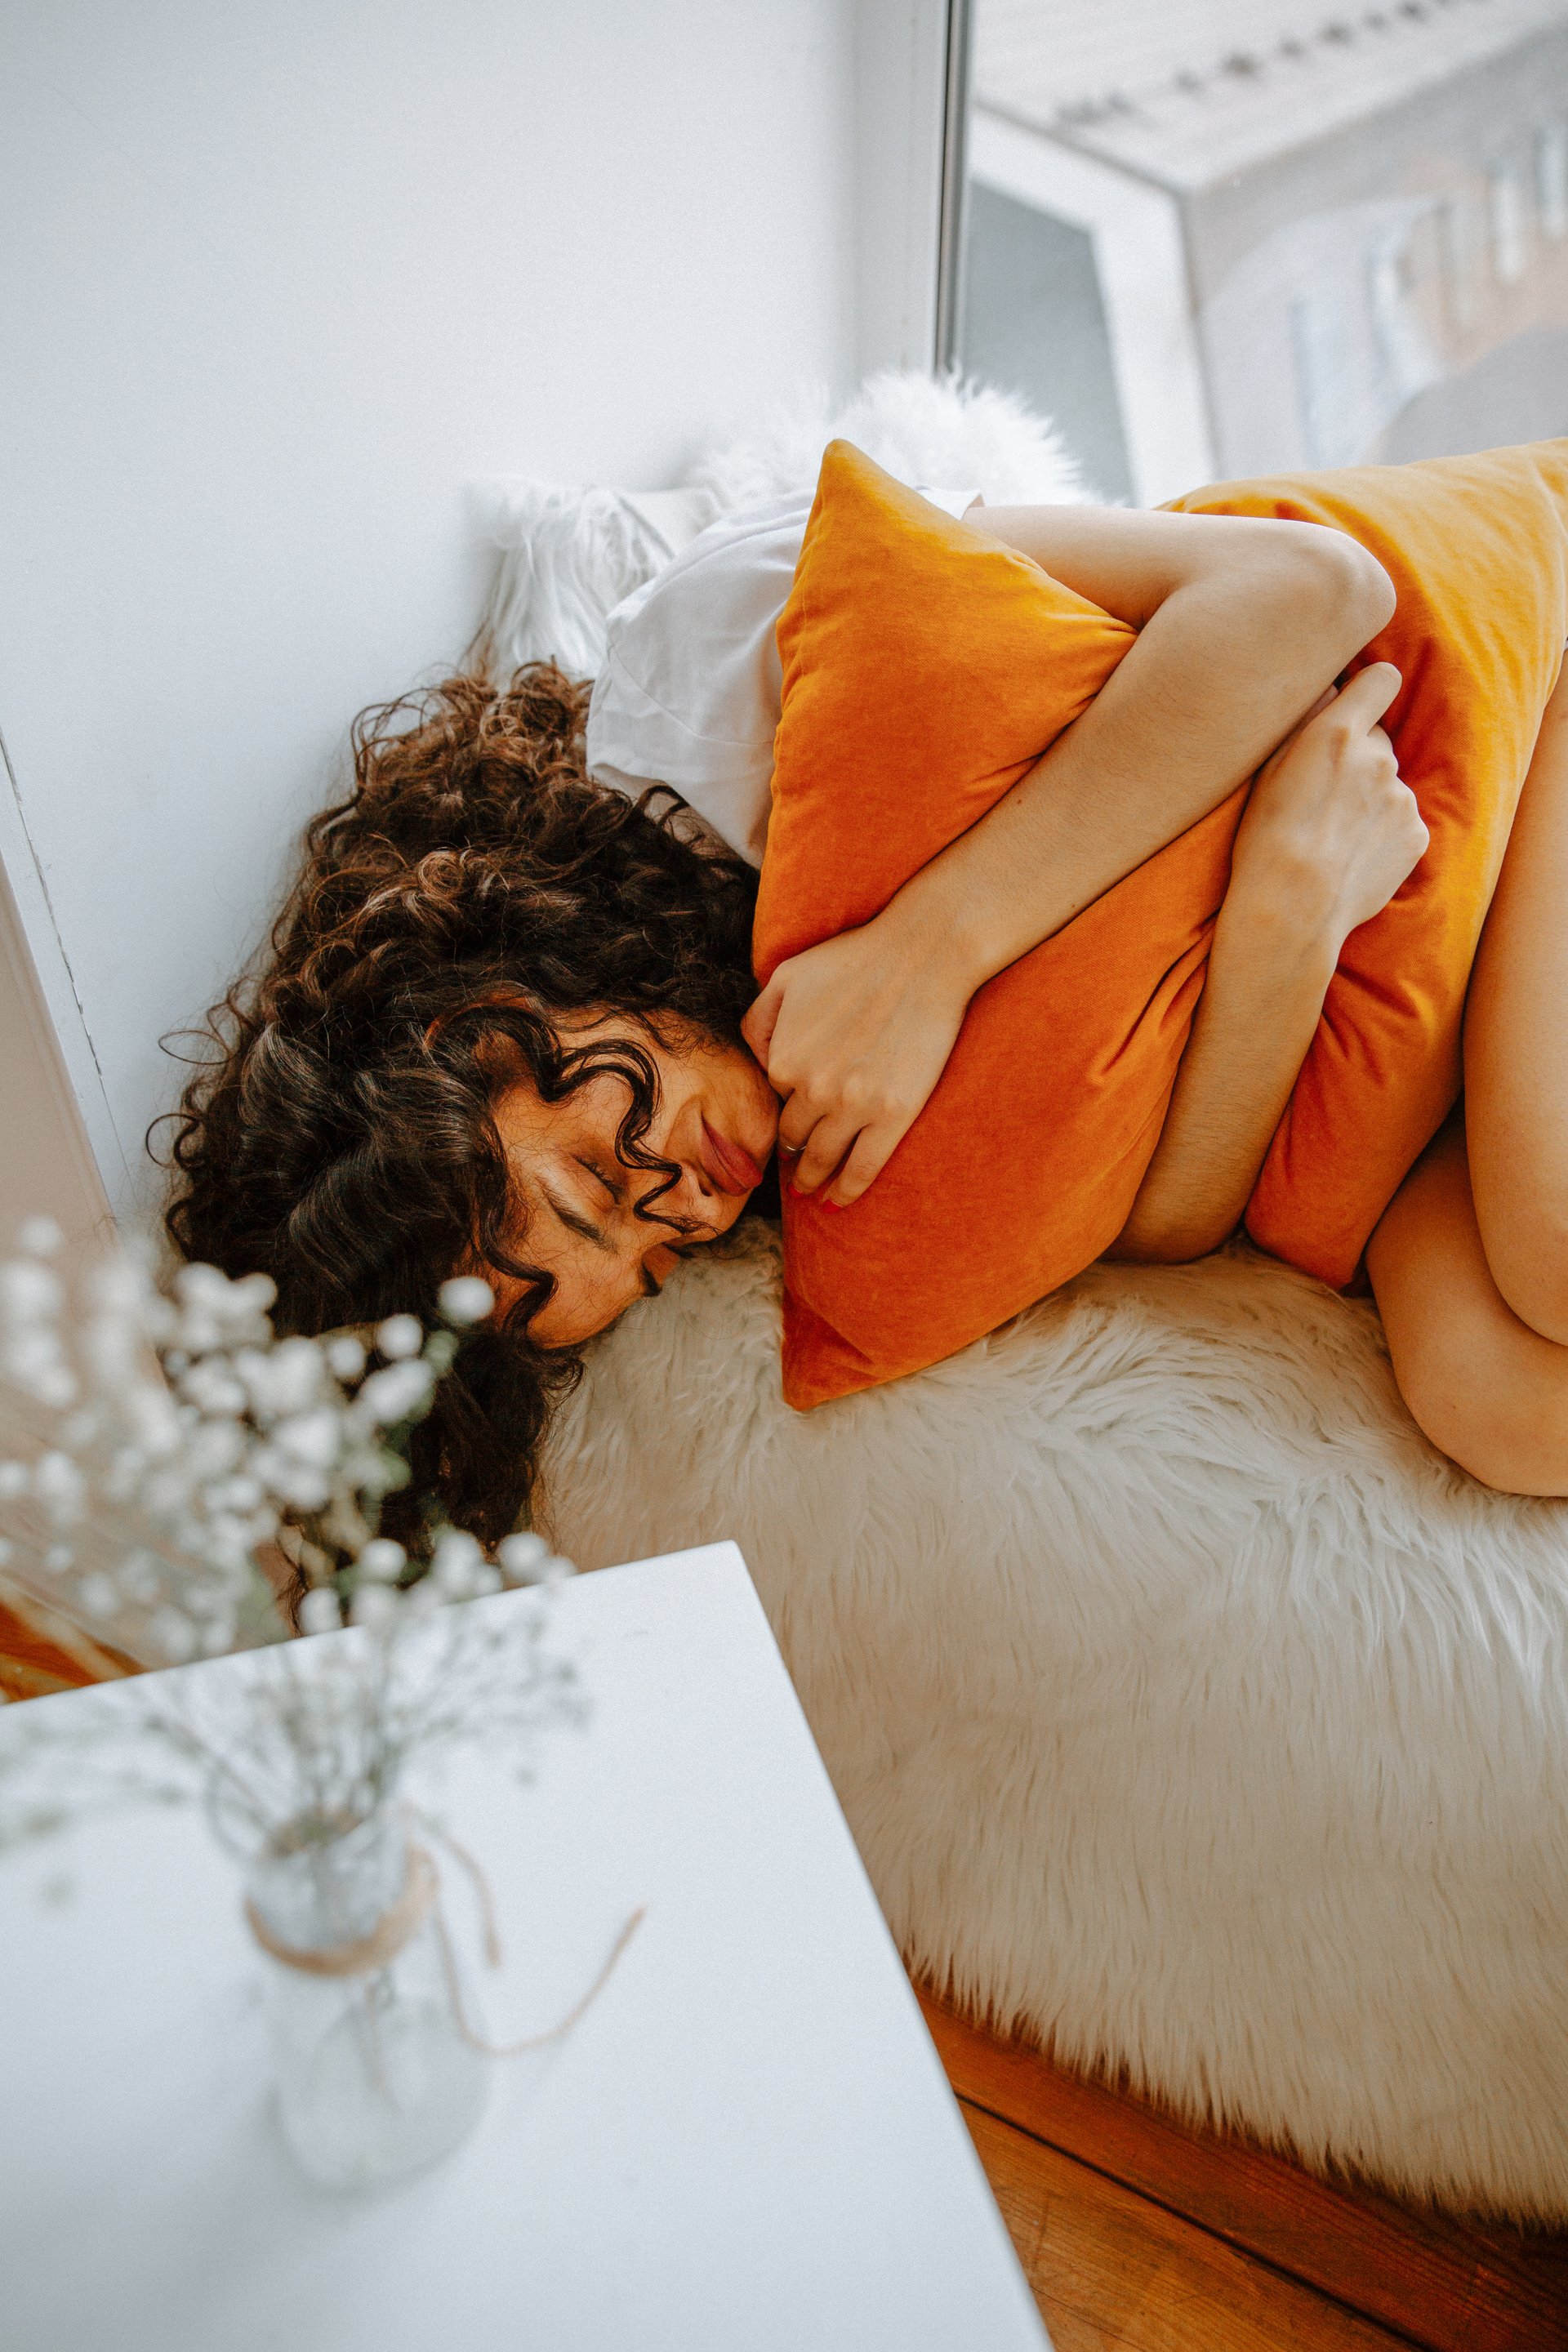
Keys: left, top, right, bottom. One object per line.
{"left": 0, "top": 1542, "right": 1049, "bottom": 2350}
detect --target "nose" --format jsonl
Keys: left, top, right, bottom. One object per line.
{"left": 633, "top": 1162, "right": 716, "bottom": 1239}
{"left": 668, "top": 1156, "right": 722, "bottom": 1218}
{"left": 671, "top": 1163, "right": 734, "bottom": 1245}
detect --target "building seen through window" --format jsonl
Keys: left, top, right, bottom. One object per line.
{"left": 958, "top": 0, "right": 1568, "bottom": 502}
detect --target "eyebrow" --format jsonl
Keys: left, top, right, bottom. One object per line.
{"left": 544, "top": 1189, "right": 661, "bottom": 1300}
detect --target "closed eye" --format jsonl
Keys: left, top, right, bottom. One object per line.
{"left": 576, "top": 1154, "right": 625, "bottom": 1204}
{"left": 541, "top": 1188, "right": 614, "bottom": 1254}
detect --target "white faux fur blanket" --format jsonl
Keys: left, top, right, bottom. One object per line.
{"left": 540, "top": 1226, "right": 1568, "bottom": 2220}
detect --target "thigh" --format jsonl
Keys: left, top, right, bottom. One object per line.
{"left": 1464, "top": 658, "right": 1568, "bottom": 1340}
{"left": 1366, "top": 1108, "right": 1568, "bottom": 1495}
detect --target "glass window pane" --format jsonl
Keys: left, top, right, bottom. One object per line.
{"left": 956, "top": 0, "right": 1568, "bottom": 499}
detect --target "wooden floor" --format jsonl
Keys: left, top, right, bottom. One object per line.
{"left": 920, "top": 1992, "right": 1568, "bottom": 2352}
{"left": 0, "top": 1589, "right": 132, "bottom": 1702}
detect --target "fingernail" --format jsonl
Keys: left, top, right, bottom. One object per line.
{"left": 821, "top": 1199, "right": 843, "bottom": 1214}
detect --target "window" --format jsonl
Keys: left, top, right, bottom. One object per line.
{"left": 950, "top": 0, "right": 1568, "bottom": 492}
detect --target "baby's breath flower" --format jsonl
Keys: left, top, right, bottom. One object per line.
{"left": 203, "top": 1472, "right": 263, "bottom": 1515}
{"left": 237, "top": 1337, "right": 325, "bottom": 1421}
{"left": 126, "top": 1388, "right": 180, "bottom": 1459}
{"left": 356, "top": 1538, "right": 407, "bottom": 1584}
{"left": 0, "top": 1221, "right": 577, "bottom": 1734}
{"left": 297, "top": 1587, "right": 341, "bottom": 1636}
{"left": 324, "top": 1334, "right": 366, "bottom": 1383}
{"left": 436, "top": 1276, "right": 493, "bottom": 1328}
{"left": 274, "top": 1409, "right": 341, "bottom": 1471}
{"left": 497, "top": 1531, "right": 549, "bottom": 1583}
{"left": 0, "top": 1260, "right": 63, "bottom": 1323}
{"left": 431, "top": 1528, "right": 485, "bottom": 1600}
{"left": 376, "top": 1315, "right": 424, "bottom": 1361}
{"left": 202, "top": 1514, "right": 258, "bottom": 1575}
{"left": 185, "top": 1420, "right": 245, "bottom": 1481}
{"left": 356, "top": 1361, "right": 434, "bottom": 1428}
{"left": 249, "top": 1448, "right": 332, "bottom": 1512}
{"left": 2, "top": 1332, "right": 77, "bottom": 1408}
{"left": 179, "top": 1360, "right": 247, "bottom": 1419}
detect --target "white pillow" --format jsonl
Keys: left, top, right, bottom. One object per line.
{"left": 584, "top": 485, "right": 981, "bottom": 866}
{"left": 469, "top": 483, "right": 719, "bottom": 682}
{"left": 469, "top": 369, "right": 1091, "bottom": 688}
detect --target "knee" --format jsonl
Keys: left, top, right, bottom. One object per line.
{"left": 1394, "top": 1337, "right": 1568, "bottom": 1496}
{"left": 1476, "top": 1189, "right": 1568, "bottom": 1348}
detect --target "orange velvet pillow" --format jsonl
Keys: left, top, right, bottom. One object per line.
{"left": 1170, "top": 451, "right": 1568, "bottom": 1279}
{"left": 755, "top": 439, "right": 1568, "bottom": 1410}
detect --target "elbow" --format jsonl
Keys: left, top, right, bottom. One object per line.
{"left": 1331, "top": 533, "right": 1397, "bottom": 643}
{"left": 1285, "top": 525, "right": 1396, "bottom": 658}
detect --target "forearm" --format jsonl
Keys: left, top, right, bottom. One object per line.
{"left": 745, "top": 508, "right": 1404, "bottom": 1214}
{"left": 878, "top": 515, "right": 1392, "bottom": 991}
{"left": 1110, "top": 890, "right": 1339, "bottom": 1263}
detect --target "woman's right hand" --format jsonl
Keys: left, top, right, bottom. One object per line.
{"left": 742, "top": 915, "right": 973, "bottom": 1207}
{"left": 1229, "top": 662, "right": 1428, "bottom": 948}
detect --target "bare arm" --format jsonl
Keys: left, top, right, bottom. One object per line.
{"left": 746, "top": 506, "right": 1396, "bottom": 1205}
{"left": 1112, "top": 664, "right": 1427, "bottom": 1263}
{"left": 905, "top": 505, "right": 1394, "bottom": 978}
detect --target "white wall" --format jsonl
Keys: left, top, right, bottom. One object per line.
{"left": 0, "top": 0, "right": 920, "bottom": 1223}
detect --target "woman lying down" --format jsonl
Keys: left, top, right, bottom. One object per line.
{"left": 166, "top": 451, "right": 1568, "bottom": 1555}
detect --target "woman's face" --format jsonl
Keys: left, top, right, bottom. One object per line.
{"left": 488, "top": 1017, "right": 779, "bottom": 1346}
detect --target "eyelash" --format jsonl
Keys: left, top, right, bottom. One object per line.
{"left": 578, "top": 1156, "right": 621, "bottom": 1203}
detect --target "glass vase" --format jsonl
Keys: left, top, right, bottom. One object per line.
{"left": 244, "top": 1806, "right": 490, "bottom": 2190}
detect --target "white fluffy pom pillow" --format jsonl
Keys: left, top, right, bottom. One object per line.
{"left": 470, "top": 370, "right": 1090, "bottom": 684}
{"left": 692, "top": 368, "right": 1087, "bottom": 514}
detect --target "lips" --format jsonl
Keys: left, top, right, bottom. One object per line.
{"left": 700, "top": 1118, "right": 764, "bottom": 1196}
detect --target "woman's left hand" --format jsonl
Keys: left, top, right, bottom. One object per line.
{"left": 742, "top": 917, "right": 973, "bottom": 1206}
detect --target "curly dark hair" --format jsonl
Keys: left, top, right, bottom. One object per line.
{"left": 159, "top": 664, "right": 761, "bottom": 1552}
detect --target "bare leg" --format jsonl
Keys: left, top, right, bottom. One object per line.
{"left": 1463, "top": 662, "right": 1568, "bottom": 1340}
{"left": 1367, "top": 1111, "right": 1568, "bottom": 1494}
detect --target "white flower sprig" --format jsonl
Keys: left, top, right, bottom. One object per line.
{"left": 0, "top": 1223, "right": 568, "bottom": 1669}
{"left": 0, "top": 1224, "right": 582, "bottom": 1860}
